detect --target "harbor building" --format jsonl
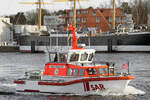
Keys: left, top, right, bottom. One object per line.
{"left": 148, "top": 14, "right": 150, "bottom": 26}
{"left": 62, "top": 7, "right": 125, "bottom": 32}
{"left": 0, "top": 18, "right": 13, "bottom": 46}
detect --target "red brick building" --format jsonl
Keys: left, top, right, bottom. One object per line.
{"left": 62, "top": 7, "right": 125, "bottom": 32}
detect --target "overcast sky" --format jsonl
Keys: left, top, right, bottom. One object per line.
{"left": 0, "top": 0, "right": 130, "bottom": 16}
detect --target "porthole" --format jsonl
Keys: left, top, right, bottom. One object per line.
{"left": 54, "top": 69, "right": 59, "bottom": 75}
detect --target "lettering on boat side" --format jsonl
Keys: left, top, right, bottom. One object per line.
{"left": 90, "top": 84, "right": 105, "bottom": 91}
{"left": 83, "top": 82, "right": 105, "bottom": 92}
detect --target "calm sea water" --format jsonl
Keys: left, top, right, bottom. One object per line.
{"left": 0, "top": 52, "right": 150, "bottom": 100}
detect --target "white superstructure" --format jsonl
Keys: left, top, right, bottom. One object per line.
{"left": 0, "top": 17, "right": 13, "bottom": 45}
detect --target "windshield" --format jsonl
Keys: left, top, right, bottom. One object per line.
{"left": 80, "top": 52, "right": 88, "bottom": 61}
{"left": 88, "top": 53, "right": 94, "bottom": 61}
{"left": 70, "top": 53, "right": 79, "bottom": 62}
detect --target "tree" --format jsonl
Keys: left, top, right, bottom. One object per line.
{"left": 25, "top": 9, "right": 51, "bottom": 25}
{"left": 121, "top": 2, "right": 131, "bottom": 14}
{"left": 10, "top": 12, "right": 26, "bottom": 25}
{"left": 131, "top": 0, "right": 148, "bottom": 25}
{"left": 25, "top": 9, "right": 38, "bottom": 25}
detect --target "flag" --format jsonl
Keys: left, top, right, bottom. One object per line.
{"left": 122, "top": 63, "right": 128, "bottom": 70}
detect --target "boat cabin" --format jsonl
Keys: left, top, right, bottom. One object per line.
{"left": 42, "top": 48, "right": 115, "bottom": 78}
{"left": 48, "top": 49, "right": 95, "bottom": 64}
{"left": 43, "top": 63, "right": 115, "bottom": 77}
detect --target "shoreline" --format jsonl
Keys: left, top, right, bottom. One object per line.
{"left": 0, "top": 46, "right": 19, "bottom": 52}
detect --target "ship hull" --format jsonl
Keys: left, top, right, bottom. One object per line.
{"left": 14, "top": 76, "right": 133, "bottom": 94}
{"left": 19, "top": 32, "right": 150, "bottom": 53}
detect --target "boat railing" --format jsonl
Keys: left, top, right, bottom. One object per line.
{"left": 24, "top": 70, "right": 43, "bottom": 80}
{"left": 116, "top": 72, "right": 131, "bottom": 76}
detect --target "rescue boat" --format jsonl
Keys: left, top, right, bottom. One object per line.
{"left": 14, "top": 24, "right": 135, "bottom": 94}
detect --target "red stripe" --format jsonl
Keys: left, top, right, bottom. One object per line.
{"left": 24, "top": 89, "right": 40, "bottom": 92}
{"left": 20, "top": 50, "right": 44, "bottom": 53}
{"left": 85, "top": 82, "right": 90, "bottom": 91}
{"left": 14, "top": 80, "right": 25, "bottom": 84}
{"left": 83, "top": 82, "right": 87, "bottom": 91}
{"left": 20, "top": 50, "right": 31, "bottom": 53}
{"left": 38, "top": 76, "right": 134, "bottom": 86}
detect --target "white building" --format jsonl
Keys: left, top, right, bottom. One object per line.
{"left": 44, "top": 16, "right": 65, "bottom": 31}
{"left": 44, "top": 16, "right": 64, "bottom": 25}
{"left": 14, "top": 25, "right": 47, "bottom": 35}
{"left": 148, "top": 14, "right": 150, "bottom": 26}
{"left": 0, "top": 18, "right": 13, "bottom": 45}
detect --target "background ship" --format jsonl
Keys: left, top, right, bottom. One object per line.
{"left": 19, "top": 30, "right": 150, "bottom": 53}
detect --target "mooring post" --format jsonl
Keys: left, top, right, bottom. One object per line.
{"left": 107, "top": 39, "right": 112, "bottom": 52}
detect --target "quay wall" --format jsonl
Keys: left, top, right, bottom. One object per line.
{"left": 0, "top": 46, "right": 19, "bottom": 52}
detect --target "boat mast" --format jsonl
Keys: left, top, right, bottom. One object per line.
{"left": 73, "top": 0, "right": 77, "bottom": 26}
{"left": 39, "top": 0, "right": 42, "bottom": 31}
{"left": 20, "top": 0, "right": 51, "bottom": 32}
{"left": 112, "top": 0, "right": 116, "bottom": 30}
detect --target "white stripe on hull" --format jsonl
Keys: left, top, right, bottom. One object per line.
{"left": 16, "top": 80, "right": 130, "bottom": 94}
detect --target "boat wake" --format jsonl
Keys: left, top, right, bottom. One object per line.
{"left": 87, "top": 85, "right": 145, "bottom": 96}
{"left": 0, "top": 83, "right": 16, "bottom": 94}
{"left": 0, "top": 83, "right": 145, "bottom": 97}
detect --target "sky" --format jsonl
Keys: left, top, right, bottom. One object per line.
{"left": 0, "top": 0, "right": 130, "bottom": 16}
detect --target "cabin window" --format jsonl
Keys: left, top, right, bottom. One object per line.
{"left": 98, "top": 68, "right": 107, "bottom": 75}
{"left": 87, "top": 68, "right": 97, "bottom": 75}
{"left": 88, "top": 53, "right": 94, "bottom": 61}
{"left": 49, "top": 53, "right": 58, "bottom": 62}
{"left": 73, "top": 68, "right": 79, "bottom": 76}
{"left": 98, "top": 68, "right": 105, "bottom": 75}
{"left": 67, "top": 68, "right": 73, "bottom": 76}
{"left": 80, "top": 52, "right": 88, "bottom": 61}
{"left": 79, "top": 69, "right": 85, "bottom": 76}
{"left": 59, "top": 54, "right": 67, "bottom": 63}
{"left": 50, "top": 65, "right": 65, "bottom": 68}
{"left": 109, "top": 67, "right": 115, "bottom": 74}
{"left": 70, "top": 53, "right": 79, "bottom": 62}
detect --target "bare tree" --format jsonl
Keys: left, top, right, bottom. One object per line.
{"left": 131, "top": 0, "right": 148, "bottom": 25}
{"left": 25, "top": 9, "right": 51, "bottom": 25}
{"left": 25, "top": 9, "right": 38, "bottom": 25}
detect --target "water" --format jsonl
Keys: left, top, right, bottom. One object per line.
{"left": 0, "top": 52, "right": 149, "bottom": 100}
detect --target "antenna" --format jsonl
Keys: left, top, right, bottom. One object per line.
{"left": 20, "top": 0, "right": 51, "bottom": 32}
